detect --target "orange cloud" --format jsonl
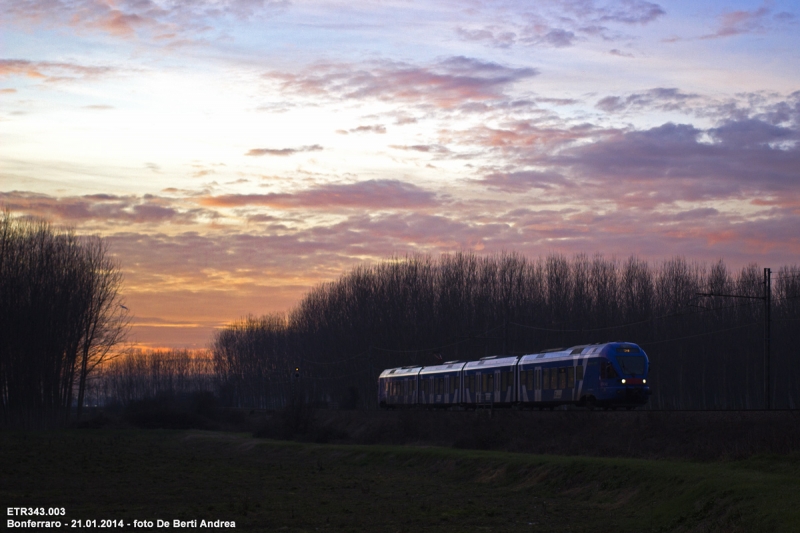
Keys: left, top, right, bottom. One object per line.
{"left": 0, "top": 59, "right": 116, "bottom": 83}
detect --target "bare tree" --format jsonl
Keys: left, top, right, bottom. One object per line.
{"left": 0, "top": 212, "right": 128, "bottom": 427}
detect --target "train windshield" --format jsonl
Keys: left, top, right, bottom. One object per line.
{"left": 616, "top": 356, "right": 646, "bottom": 375}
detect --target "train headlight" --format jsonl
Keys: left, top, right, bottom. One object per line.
{"left": 643, "top": 379, "right": 646, "bottom": 384}
{"left": 621, "top": 379, "right": 626, "bottom": 384}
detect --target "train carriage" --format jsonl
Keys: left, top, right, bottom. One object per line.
{"left": 378, "top": 366, "right": 422, "bottom": 409}
{"left": 462, "top": 356, "right": 519, "bottom": 407}
{"left": 518, "top": 347, "right": 586, "bottom": 409}
{"left": 418, "top": 361, "right": 466, "bottom": 407}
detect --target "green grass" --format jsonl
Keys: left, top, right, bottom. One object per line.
{"left": 1, "top": 429, "right": 798, "bottom": 532}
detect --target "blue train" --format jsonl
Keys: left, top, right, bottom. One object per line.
{"left": 378, "top": 342, "right": 650, "bottom": 410}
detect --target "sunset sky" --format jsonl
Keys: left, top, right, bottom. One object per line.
{"left": 2, "top": 0, "right": 798, "bottom": 348}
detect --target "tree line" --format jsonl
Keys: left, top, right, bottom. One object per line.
{"left": 213, "top": 252, "right": 800, "bottom": 411}
{"left": 0, "top": 212, "right": 128, "bottom": 427}
{"left": 92, "top": 349, "right": 216, "bottom": 407}
{"left": 4, "top": 208, "right": 798, "bottom": 416}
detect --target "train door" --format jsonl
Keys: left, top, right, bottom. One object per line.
{"left": 534, "top": 367, "right": 542, "bottom": 402}
{"left": 480, "top": 372, "right": 494, "bottom": 403}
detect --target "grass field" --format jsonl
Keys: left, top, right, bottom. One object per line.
{"left": 2, "top": 429, "right": 799, "bottom": 532}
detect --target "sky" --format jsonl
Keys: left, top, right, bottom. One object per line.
{"left": 1, "top": 0, "right": 799, "bottom": 348}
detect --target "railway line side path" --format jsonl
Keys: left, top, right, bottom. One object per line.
{"left": 1, "top": 428, "right": 799, "bottom": 532}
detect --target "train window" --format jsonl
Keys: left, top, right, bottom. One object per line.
{"left": 542, "top": 369, "right": 550, "bottom": 390}
{"left": 551, "top": 368, "right": 558, "bottom": 390}
{"left": 535, "top": 369, "right": 541, "bottom": 390}
{"left": 576, "top": 365, "right": 584, "bottom": 381}
{"left": 450, "top": 377, "right": 456, "bottom": 394}
{"left": 558, "top": 367, "right": 566, "bottom": 389}
{"left": 505, "top": 371, "right": 513, "bottom": 391}
{"left": 617, "top": 356, "right": 646, "bottom": 375}
{"left": 482, "top": 374, "right": 494, "bottom": 393}
{"left": 567, "top": 367, "right": 574, "bottom": 388}
{"left": 606, "top": 363, "right": 619, "bottom": 379}
{"left": 500, "top": 372, "right": 507, "bottom": 391}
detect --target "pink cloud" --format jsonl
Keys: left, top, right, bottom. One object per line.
{"left": 267, "top": 56, "right": 538, "bottom": 110}
{"left": 199, "top": 179, "right": 439, "bottom": 210}
{"left": 700, "top": 5, "right": 781, "bottom": 39}
{"left": 446, "top": 120, "right": 601, "bottom": 156}
{"left": 0, "top": 191, "right": 211, "bottom": 225}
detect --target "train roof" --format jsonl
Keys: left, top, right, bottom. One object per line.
{"left": 419, "top": 361, "right": 467, "bottom": 375}
{"left": 379, "top": 342, "right": 646, "bottom": 376}
{"left": 519, "top": 342, "right": 644, "bottom": 364}
{"left": 379, "top": 366, "right": 422, "bottom": 378}
{"left": 463, "top": 355, "right": 519, "bottom": 371}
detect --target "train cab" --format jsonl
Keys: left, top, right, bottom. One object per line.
{"left": 587, "top": 342, "right": 651, "bottom": 409}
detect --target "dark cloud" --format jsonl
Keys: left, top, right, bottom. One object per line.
{"left": 199, "top": 179, "right": 440, "bottom": 210}
{"left": 455, "top": 27, "right": 517, "bottom": 48}
{"left": 596, "top": 88, "right": 700, "bottom": 113}
{"left": 609, "top": 48, "right": 634, "bottom": 58}
{"left": 462, "top": 1, "right": 665, "bottom": 51}
{"left": 595, "top": 0, "right": 666, "bottom": 25}
{"left": 246, "top": 145, "right": 323, "bottom": 156}
{"left": 267, "top": 56, "right": 538, "bottom": 109}
{"left": 542, "top": 29, "right": 576, "bottom": 47}
{"left": 475, "top": 170, "right": 567, "bottom": 192}
{"left": 709, "top": 118, "right": 796, "bottom": 148}
{"left": 346, "top": 124, "right": 386, "bottom": 134}
{"left": 550, "top": 120, "right": 800, "bottom": 202}
{"left": 390, "top": 144, "right": 452, "bottom": 154}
